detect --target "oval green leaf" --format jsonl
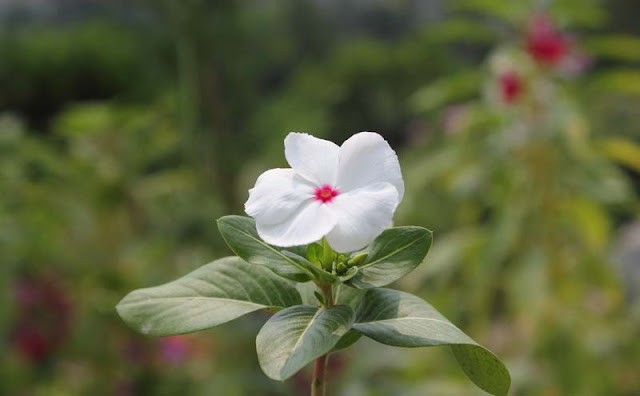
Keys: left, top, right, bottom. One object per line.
{"left": 331, "top": 330, "right": 362, "bottom": 352}
{"left": 348, "top": 226, "right": 432, "bottom": 288}
{"left": 116, "top": 256, "right": 302, "bottom": 336}
{"left": 256, "top": 304, "right": 355, "bottom": 381}
{"left": 217, "top": 215, "right": 311, "bottom": 282}
{"left": 352, "top": 288, "right": 510, "bottom": 396}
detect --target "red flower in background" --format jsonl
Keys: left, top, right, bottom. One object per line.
{"left": 10, "top": 275, "right": 73, "bottom": 363}
{"left": 498, "top": 71, "right": 524, "bottom": 104}
{"left": 525, "top": 14, "right": 570, "bottom": 65}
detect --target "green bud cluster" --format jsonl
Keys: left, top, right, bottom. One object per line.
{"left": 347, "top": 252, "right": 368, "bottom": 267}
{"left": 305, "top": 239, "right": 369, "bottom": 276}
{"left": 333, "top": 252, "right": 367, "bottom": 276}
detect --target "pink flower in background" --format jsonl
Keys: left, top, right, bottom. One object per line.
{"left": 157, "top": 335, "right": 192, "bottom": 365}
{"left": 498, "top": 71, "right": 524, "bottom": 103}
{"left": 525, "top": 14, "right": 570, "bottom": 65}
{"left": 11, "top": 275, "right": 72, "bottom": 363}
{"left": 12, "top": 325, "right": 49, "bottom": 362}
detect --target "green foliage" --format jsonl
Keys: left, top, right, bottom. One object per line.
{"left": 116, "top": 257, "right": 301, "bottom": 336}
{"left": 2, "top": 1, "right": 639, "bottom": 395}
{"left": 584, "top": 34, "right": 640, "bottom": 62}
{"left": 256, "top": 305, "right": 355, "bottom": 381}
{"left": 217, "top": 215, "right": 312, "bottom": 282}
{"left": 353, "top": 288, "right": 510, "bottom": 396}
{"left": 589, "top": 68, "right": 640, "bottom": 96}
{"left": 348, "top": 226, "right": 433, "bottom": 288}
{"left": 118, "top": 216, "right": 509, "bottom": 395}
{"left": 0, "top": 21, "right": 167, "bottom": 124}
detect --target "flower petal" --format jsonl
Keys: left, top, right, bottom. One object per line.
{"left": 256, "top": 201, "right": 337, "bottom": 247}
{"left": 285, "top": 133, "right": 339, "bottom": 186}
{"left": 336, "top": 132, "right": 404, "bottom": 200}
{"left": 325, "top": 182, "right": 399, "bottom": 252}
{"left": 245, "top": 168, "right": 315, "bottom": 226}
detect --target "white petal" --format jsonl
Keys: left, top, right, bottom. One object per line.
{"left": 325, "top": 182, "right": 399, "bottom": 252}
{"left": 256, "top": 201, "right": 337, "bottom": 247}
{"left": 285, "top": 132, "right": 339, "bottom": 186}
{"left": 336, "top": 132, "right": 404, "bottom": 201}
{"left": 245, "top": 168, "right": 315, "bottom": 226}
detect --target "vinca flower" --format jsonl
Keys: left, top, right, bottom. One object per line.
{"left": 525, "top": 14, "right": 569, "bottom": 65}
{"left": 245, "top": 132, "right": 404, "bottom": 252}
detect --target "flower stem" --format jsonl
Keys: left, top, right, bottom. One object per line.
{"left": 312, "top": 353, "right": 329, "bottom": 396}
{"left": 311, "top": 283, "right": 334, "bottom": 396}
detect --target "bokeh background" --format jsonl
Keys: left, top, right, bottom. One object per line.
{"left": 1, "top": 0, "right": 639, "bottom": 395}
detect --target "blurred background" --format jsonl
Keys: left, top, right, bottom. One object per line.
{"left": 1, "top": 0, "right": 639, "bottom": 395}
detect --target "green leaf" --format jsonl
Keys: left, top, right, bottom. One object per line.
{"left": 334, "top": 284, "right": 365, "bottom": 310}
{"left": 256, "top": 305, "right": 355, "bottom": 381}
{"left": 352, "top": 288, "right": 510, "bottom": 396}
{"left": 589, "top": 69, "right": 640, "bottom": 96}
{"left": 116, "top": 256, "right": 301, "bottom": 336}
{"left": 295, "top": 282, "right": 321, "bottom": 307}
{"left": 281, "top": 250, "right": 337, "bottom": 283}
{"left": 217, "top": 215, "right": 311, "bottom": 282}
{"left": 584, "top": 34, "right": 640, "bottom": 62}
{"left": 321, "top": 238, "right": 337, "bottom": 270}
{"left": 598, "top": 138, "right": 640, "bottom": 173}
{"left": 306, "top": 243, "right": 324, "bottom": 267}
{"left": 331, "top": 331, "right": 362, "bottom": 352}
{"left": 410, "top": 71, "right": 482, "bottom": 113}
{"left": 428, "top": 18, "right": 497, "bottom": 44}
{"left": 348, "top": 227, "right": 432, "bottom": 288}
{"left": 337, "top": 266, "right": 358, "bottom": 282}
{"left": 331, "top": 285, "right": 364, "bottom": 352}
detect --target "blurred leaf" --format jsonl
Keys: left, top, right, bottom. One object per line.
{"left": 353, "top": 288, "right": 511, "bottom": 396}
{"left": 256, "top": 304, "right": 354, "bottom": 380}
{"left": 400, "top": 228, "right": 482, "bottom": 290}
{"left": 450, "top": 0, "right": 530, "bottom": 23}
{"left": 410, "top": 71, "right": 482, "bottom": 113}
{"left": 589, "top": 69, "right": 640, "bottom": 96}
{"left": 217, "top": 216, "right": 311, "bottom": 282}
{"left": 584, "top": 35, "right": 640, "bottom": 62}
{"left": 598, "top": 138, "right": 640, "bottom": 173}
{"left": 53, "top": 103, "right": 114, "bottom": 137}
{"left": 564, "top": 198, "right": 611, "bottom": 251}
{"left": 429, "top": 19, "right": 497, "bottom": 44}
{"left": 347, "top": 227, "right": 432, "bottom": 289}
{"left": 548, "top": 0, "right": 607, "bottom": 27}
{"left": 116, "top": 256, "right": 301, "bottom": 336}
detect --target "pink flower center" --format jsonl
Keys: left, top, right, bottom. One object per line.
{"left": 314, "top": 185, "right": 339, "bottom": 203}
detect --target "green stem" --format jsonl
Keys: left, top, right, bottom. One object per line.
{"left": 311, "top": 283, "right": 334, "bottom": 396}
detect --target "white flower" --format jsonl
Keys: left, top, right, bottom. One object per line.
{"left": 245, "top": 132, "right": 404, "bottom": 252}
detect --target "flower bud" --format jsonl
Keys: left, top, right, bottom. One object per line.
{"left": 347, "top": 253, "right": 368, "bottom": 267}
